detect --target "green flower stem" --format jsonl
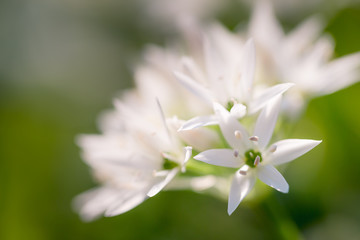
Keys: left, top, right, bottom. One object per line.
{"left": 184, "top": 158, "right": 235, "bottom": 177}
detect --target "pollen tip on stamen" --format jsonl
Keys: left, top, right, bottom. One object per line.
{"left": 239, "top": 170, "right": 247, "bottom": 176}
{"left": 249, "top": 136, "right": 259, "bottom": 142}
{"left": 184, "top": 146, "right": 193, "bottom": 152}
{"left": 234, "top": 130, "right": 242, "bottom": 139}
{"left": 254, "top": 156, "right": 260, "bottom": 166}
{"left": 270, "top": 144, "right": 277, "bottom": 153}
{"left": 233, "top": 150, "right": 239, "bottom": 157}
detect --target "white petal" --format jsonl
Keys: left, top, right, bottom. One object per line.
{"left": 249, "top": 0, "right": 284, "bottom": 51}
{"left": 165, "top": 176, "right": 218, "bottom": 192}
{"left": 230, "top": 103, "right": 247, "bottom": 119}
{"left": 177, "top": 125, "right": 220, "bottom": 151}
{"left": 266, "top": 139, "right": 322, "bottom": 166}
{"left": 156, "top": 98, "right": 171, "bottom": 141}
{"left": 254, "top": 95, "right": 282, "bottom": 150}
{"left": 316, "top": 52, "right": 360, "bottom": 95}
{"left": 74, "top": 187, "right": 147, "bottom": 221}
{"left": 257, "top": 165, "right": 289, "bottom": 193}
{"left": 147, "top": 168, "right": 179, "bottom": 197}
{"left": 240, "top": 39, "right": 256, "bottom": 101}
{"left": 104, "top": 191, "right": 148, "bottom": 217}
{"left": 194, "top": 149, "right": 243, "bottom": 168}
{"left": 228, "top": 167, "right": 255, "bottom": 215}
{"left": 249, "top": 83, "right": 294, "bottom": 114}
{"left": 203, "top": 36, "right": 229, "bottom": 104}
{"left": 213, "top": 102, "right": 249, "bottom": 150}
{"left": 73, "top": 187, "right": 118, "bottom": 221}
{"left": 181, "top": 57, "right": 207, "bottom": 86}
{"left": 174, "top": 71, "right": 213, "bottom": 105}
{"left": 178, "top": 115, "right": 218, "bottom": 131}
{"left": 284, "top": 16, "right": 323, "bottom": 58}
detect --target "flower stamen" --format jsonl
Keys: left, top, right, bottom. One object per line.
{"left": 269, "top": 144, "right": 277, "bottom": 153}
{"left": 234, "top": 130, "right": 242, "bottom": 139}
{"left": 233, "top": 150, "right": 239, "bottom": 157}
{"left": 244, "top": 149, "right": 263, "bottom": 168}
{"left": 249, "top": 136, "right": 259, "bottom": 141}
{"left": 239, "top": 170, "right": 247, "bottom": 175}
{"left": 254, "top": 156, "right": 260, "bottom": 166}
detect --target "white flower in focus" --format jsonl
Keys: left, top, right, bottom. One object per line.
{"left": 194, "top": 97, "right": 321, "bottom": 215}
{"left": 175, "top": 35, "right": 293, "bottom": 130}
{"left": 249, "top": 0, "right": 360, "bottom": 116}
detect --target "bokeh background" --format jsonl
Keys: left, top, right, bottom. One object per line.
{"left": 1, "top": 0, "right": 360, "bottom": 239}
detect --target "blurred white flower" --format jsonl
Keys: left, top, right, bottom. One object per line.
{"left": 194, "top": 98, "right": 321, "bottom": 215}
{"left": 249, "top": 0, "right": 360, "bottom": 116}
{"left": 74, "top": 101, "right": 196, "bottom": 220}
{"left": 175, "top": 36, "right": 293, "bottom": 130}
{"left": 74, "top": 44, "right": 221, "bottom": 220}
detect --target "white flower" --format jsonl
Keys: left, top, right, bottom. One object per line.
{"left": 194, "top": 97, "right": 321, "bottom": 215}
{"left": 136, "top": 45, "right": 210, "bottom": 119}
{"left": 175, "top": 35, "right": 293, "bottom": 130}
{"left": 74, "top": 97, "right": 195, "bottom": 221}
{"left": 249, "top": 0, "right": 360, "bottom": 116}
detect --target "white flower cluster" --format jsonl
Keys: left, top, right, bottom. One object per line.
{"left": 74, "top": 1, "right": 360, "bottom": 221}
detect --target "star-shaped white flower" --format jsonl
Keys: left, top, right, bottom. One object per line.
{"left": 194, "top": 98, "right": 321, "bottom": 215}
{"left": 175, "top": 37, "right": 293, "bottom": 131}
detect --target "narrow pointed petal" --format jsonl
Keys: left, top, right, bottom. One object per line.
{"left": 230, "top": 103, "right": 247, "bottom": 119}
{"left": 254, "top": 95, "right": 282, "bottom": 150}
{"left": 284, "top": 17, "right": 323, "bottom": 57}
{"left": 74, "top": 187, "right": 147, "bottom": 221}
{"left": 147, "top": 168, "right": 179, "bottom": 197}
{"left": 104, "top": 191, "right": 147, "bottom": 217}
{"left": 249, "top": 0, "right": 284, "bottom": 51}
{"left": 156, "top": 98, "right": 171, "bottom": 141}
{"left": 240, "top": 39, "right": 256, "bottom": 101}
{"left": 249, "top": 83, "right": 294, "bottom": 114}
{"left": 73, "top": 187, "right": 119, "bottom": 221}
{"left": 174, "top": 71, "right": 213, "bottom": 105}
{"left": 181, "top": 57, "right": 206, "bottom": 85}
{"left": 203, "top": 37, "right": 229, "bottom": 104}
{"left": 228, "top": 167, "right": 255, "bottom": 215}
{"left": 266, "top": 139, "right": 322, "bottom": 166}
{"left": 194, "top": 149, "right": 244, "bottom": 168}
{"left": 213, "top": 102, "right": 249, "bottom": 150}
{"left": 178, "top": 115, "right": 218, "bottom": 131}
{"left": 257, "top": 165, "right": 289, "bottom": 193}
{"left": 316, "top": 52, "right": 360, "bottom": 95}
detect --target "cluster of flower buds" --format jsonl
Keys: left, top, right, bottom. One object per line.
{"left": 74, "top": 1, "right": 360, "bottom": 221}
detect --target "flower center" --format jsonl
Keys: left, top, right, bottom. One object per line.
{"left": 244, "top": 149, "right": 262, "bottom": 168}
{"left": 226, "top": 101, "right": 235, "bottom": 111}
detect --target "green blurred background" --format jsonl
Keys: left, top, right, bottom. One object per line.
{"left": 1, "top": 1, "right": 360, "bottom": 239}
